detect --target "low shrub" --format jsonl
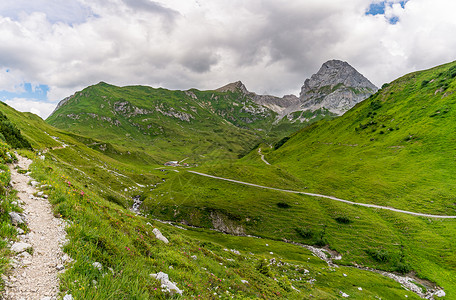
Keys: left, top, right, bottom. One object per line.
{"left": 335, "top": 216, "right": 351, "bottom": 224}
{"left": 367, "top": 249, "right": 390, "bottom": 262}
{"left": 295, "top": 227, "right": 313, "bottom": 239}
{"left": 276, "top": 202, "right": 291, "bottom": 209}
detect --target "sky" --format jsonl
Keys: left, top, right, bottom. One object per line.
{"left": 0, "top": 0, "right": 456, "bottom": 119}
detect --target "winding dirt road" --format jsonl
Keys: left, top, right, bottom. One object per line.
{"left": 188, "top": 171, "right": 456, "bottom": 219}
{"left": 257, "top": 148, "right": 270, "bottom": 165}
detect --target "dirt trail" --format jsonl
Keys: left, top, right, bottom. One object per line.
{"left": 188, "top": 171, "right": 456, "bottom": 219}
{"left": 258, "top": 148, "right": 270, "bottom": 165}
{"left": 4, "top": 155, "right": 66, "bottom": 300}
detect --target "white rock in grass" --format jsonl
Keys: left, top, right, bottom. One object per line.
{"left": 230, "top": 249, "right": 240, "bottom": 255}
{"left": 92, "top": 262, "right": 103, "bottom": 271}
{"left": 11, "top": 242, "right": 32, "bottom": 253}
{"left": 340, "top": 291, "right": 349, "bottom": 298}
{"left": 241, "top": 280, "right": 249, "bottom": 284}
{"left": 435, "top": 290, "right": 446, "bottom": 297}
{"left": 63, "top": 294, "right": 73, "bottom": 300}
{"left": 151, "top": 272, "right": 183, "bottom": 296}
{"left": 31, "top": 181, "right": 39, "bottom": 187}
{"left": 153, "top": 228, "right": 169, "bottom": 244}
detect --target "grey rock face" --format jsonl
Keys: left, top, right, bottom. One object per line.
{"left": 298, "top": 60, "right": 377, "bottom": 115}
{"left": 218, "top": 60, "right": 376, "bottom": 121}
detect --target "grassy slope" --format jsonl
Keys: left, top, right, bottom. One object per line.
{"left": 46, "top": 83, "right": 275, "bottom": 163}
{"left": 0, "top": 94, "right": 429, "bottom": 298}
{"left": 143, "top": 61, "right": 456, "bottom": 297}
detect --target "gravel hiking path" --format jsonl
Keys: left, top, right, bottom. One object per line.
{"left": 4, "top": 155, "right": 66, "bottom": 300}
{"left": 258, "top": 148, "right": 270, "bottom": 165}
{"left": 189, "top": 171, "right": 456, "bottom": 219}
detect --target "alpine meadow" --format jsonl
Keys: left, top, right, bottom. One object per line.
{"left": 1, "top": 1, "right": 456, "bottom": 299}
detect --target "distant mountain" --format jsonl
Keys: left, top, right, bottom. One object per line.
{"left": 47, "top": 60, "right": 377, "bottom": 160}
{"left": 253, "top": 60, "right": 377, "bottom": 121}
{"left": 298, "top": 60, "right": 378, "bottom": 114}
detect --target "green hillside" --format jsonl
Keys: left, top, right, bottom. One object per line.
{"left": 142, "top": 61, "right": 456, "bottom": 298}
{"left": 46, "top": 82, "right": 338, "bottom": 164}
{"left": 0, "top": 101, "right": 426, "bottom": 299}
{"left": 270, "top": 61, "right": 456, "bottom": 214}
{"left": 46, "top": 82, "right": 277, "bottom": 163}
{"left": 2, "top": 61, "right": 456, "bottom": 298}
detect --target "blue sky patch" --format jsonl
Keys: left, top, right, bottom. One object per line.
{"left": 0, "top": 83, "right": 49, "bottom": 101}
{"left": 366, "top": 1, "right": 409, "bottom": 24}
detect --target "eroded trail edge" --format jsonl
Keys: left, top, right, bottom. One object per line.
{"left": 188, "top": 171, "right": 456, "bottom": 219}
{"left": 4, "top": 155, "right": 67, "bottom": 299}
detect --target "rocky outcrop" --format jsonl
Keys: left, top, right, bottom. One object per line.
{"left": 216, "top": 81, "right": 249, "bottom": 94}
{"left": 297, "top": 60, "right": 377, "bottom": 115}
{"left": 218, "top": 60, "right": 376, "bottom": 121}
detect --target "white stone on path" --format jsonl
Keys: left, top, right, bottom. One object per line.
{"left": 11, "top": 242, "right": 32, "bottom": 253}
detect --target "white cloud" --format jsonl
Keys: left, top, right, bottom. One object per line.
{"left": 0, "top": 0, "right": 455, "bottom": 108}
{"left": 4, "top": 98, "right": 56, "bottom": 119}
{"left": 0, "top": 68, "right": 25, "bottom": 93}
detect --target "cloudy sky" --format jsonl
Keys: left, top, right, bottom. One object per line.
{"left": 0, "top": 0, "right": 455, "bottom": 119}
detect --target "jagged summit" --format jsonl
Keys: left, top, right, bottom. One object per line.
{"left": 298, "top": 59, "right": 378, "bottom": 115}
{"left": 216, "top": 81, "right": 249, "bottom": 94}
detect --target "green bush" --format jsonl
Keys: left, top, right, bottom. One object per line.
{"left": 295, "top": 227, "right": 313, "bottom": 239}
{"left": 274, "top": 136, "right": 290, "bottom": 150}
{"left": 276, "top": 202, "right": 291, "bottom": 209}
{"left": 395, "top": 261, "right": 411, "bottom": 274}
{"left": 335, "top": 216, "right": 351, "bottom": 224}
{"left": 0, "top": 112, "right": 32, "bottom": 149}
{"left": 257, "top": 259, "right": 273, "bottom": 277}
{"left": 314, "top": 236, "right": 327, "bottom": 247}
{"left": 367, "top": 249, "right": 390, "bottom": 262}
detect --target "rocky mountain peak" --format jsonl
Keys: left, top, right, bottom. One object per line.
{"left": 298, "top": 60, "right": 377, "bottom": 115}
{"left": 216, "top": 81, "right": 249, "bottom": 94}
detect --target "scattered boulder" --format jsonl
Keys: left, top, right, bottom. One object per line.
{"left": 16, "top": 228, "right": 24, "bottom": 235}
{"left": 340, "top": 291, "right": 349, "bottom": 298}
{"left": 9, "top": 212, "right": 25, "bottom": 226}
{"left": 11, "top": 242, "right": 32, "bottom": 253}
{"left": 434, "top": 290, "right": 446, "bottom": 297}
{"left": 63, "top": 294, "right": 73, "bottom": 300}
{"left": 150, "top": 272, "right": 183, "bottom": 296}
{"left": 241, "top": 280, "right": 249, "bottom": 284}
{"left": 153, "top": 228, "right": 169, "bottom": 244}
